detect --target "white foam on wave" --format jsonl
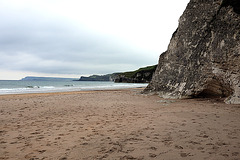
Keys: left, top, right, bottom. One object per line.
{"left": 0, "top": 86, "right": 57, "bottom": 95}
{"left": 0, "top": 82, "right": 148, "bottom": 95}
{"left": 78, "top": 83, "right": 148, "bottom": 91}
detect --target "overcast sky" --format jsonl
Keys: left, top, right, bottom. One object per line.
{"left": 0, "top": 0, "right": 189, "bottom": 80}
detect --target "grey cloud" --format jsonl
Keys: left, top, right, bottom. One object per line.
{"left": 0, "top": 5, "right": 156, "bottom": 75}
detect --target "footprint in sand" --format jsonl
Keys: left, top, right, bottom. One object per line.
{"left": 148, "top": 146, "right": 157, "bottom": 151}
{"left": 175, "top": 145, "right": 183, "bottom": 149}
{"left": 180, "top": 152, "right": 190, "bottom": 157}
{"left": 232, "top": 152, "right": 239, "bottom": 156}
{"left": 149, "top": 153, "right": 157, "bottom": 158}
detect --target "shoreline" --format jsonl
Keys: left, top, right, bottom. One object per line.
{"left": 0, "top": 81, "right": 148, "bottom": 96}
{"left": 1, "top": 88, "right": 240, "bottom": 159}
{"left": 0, "top": 87, "right": 145, "bottom": 99}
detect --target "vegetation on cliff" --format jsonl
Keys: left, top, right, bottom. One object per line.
{"left": 78, "top": 65, "right": 157, "bottom": 83}
{"left": 79, "top": 74, "right": 113, "bottom": 81}
{"left": 114, "top": 65, "right": 157, "bottom": 83}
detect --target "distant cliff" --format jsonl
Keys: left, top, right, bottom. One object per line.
{"left": 79, "top": 74, "right": 114, "bottom": 81}
{"left": 144, "top": 0, "right": 240, "bottom": 104}
{"left": 78, "top": 65, "right": 157, "bottom": 83}
{"left": 114, "top": 65, "right": 157, "bottom": 83}
{"left": 21, "top": 76, "right": 77, "bottom": 81}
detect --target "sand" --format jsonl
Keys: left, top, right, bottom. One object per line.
{"left": 0, "top": 88, "right": 240, "bottom": 160}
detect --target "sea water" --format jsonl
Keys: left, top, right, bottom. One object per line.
{"left": 0, "top": 80, "right": 148, "bottom": 95}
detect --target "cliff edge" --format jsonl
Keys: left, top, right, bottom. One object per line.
{"left": 144, "top": 0, "right": 240, "bottom": 104}
{"left": 114, "top": 65, "right": 157, "bottom": 83}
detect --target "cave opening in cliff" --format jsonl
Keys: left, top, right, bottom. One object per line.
{"left": 195, "top": 79, "right": 233, "bottom": 98}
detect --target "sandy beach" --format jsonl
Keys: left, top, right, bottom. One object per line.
{"left": 0, "top": 88, "right": 240, "bottom": 160}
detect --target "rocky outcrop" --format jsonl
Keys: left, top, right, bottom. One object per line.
{"left": 78, "top": 65, "right": 157, "bottom": 83}
{"left": 79, "top": 75, "right": 112, "bottom": 81}
{"left": 114, "top": 65, "right": 157, "bottom": 83}
{"left": 144, "top": 0, "right": 240, "bottom": 104}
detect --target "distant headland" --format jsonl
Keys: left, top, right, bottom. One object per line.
{"left": 78, "top": 65, "right": 157, "bottom": 83}
{"left": 21, "top": 76, "right": 78, "bottom": 81}
{"left": 21, "top": 64, "right": 157, "bottom": 83}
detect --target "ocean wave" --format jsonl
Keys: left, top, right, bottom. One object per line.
{"left": 41, "top": 86, "right": 55, "bottom": 89}
{"left": 26, "top": 86, "right": 55, "bottom": 89}
{"left": 0, "top": 82, "right": 148, "bottom": 95}
{"left": 26, "top": 86, "right": 40, "bottom": 88}
{"left": 0, "top": 86, "right": 56, "bottom": 94}
{"left": 64, "top": 84, "right": 74, "bottom": 87}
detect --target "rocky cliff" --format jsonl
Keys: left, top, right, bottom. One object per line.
{"left": 144, "top": 0, "right": 240, "bottom": 104}
{"left": 78, "top": 65, "right": 157, "bottom": 83}
{"left": 79, "top": 74, "right": 113, "bottom": 81}
{"left": 114, "top": 65, "right": 157, "bottom": 83}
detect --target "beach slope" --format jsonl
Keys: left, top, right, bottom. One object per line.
{"left": 0, "top": 89, "right": 240, "bottom": 159}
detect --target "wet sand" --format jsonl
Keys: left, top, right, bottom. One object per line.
{"left": 0, "top": 88, "right": 240, "bottom": 160}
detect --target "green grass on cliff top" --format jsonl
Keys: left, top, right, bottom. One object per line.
{"left": 116, "top": 64, "right": 157, "bottom": 78}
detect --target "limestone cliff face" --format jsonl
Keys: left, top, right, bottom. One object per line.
{"left": 144, "top": 0, "right": 240, "bottom": 104}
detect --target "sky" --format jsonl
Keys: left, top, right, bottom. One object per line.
{"left": 0, "top": 0, "right": 189, "bottom": 80}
